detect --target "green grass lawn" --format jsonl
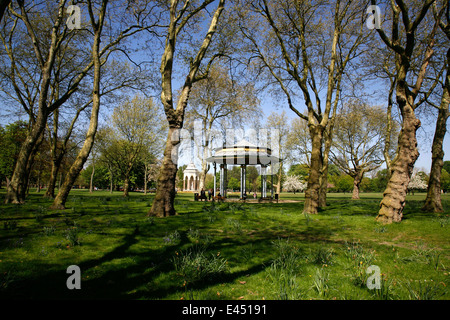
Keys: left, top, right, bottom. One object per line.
{"left": 0, "top": 189, "right": 449, "bottom": 300}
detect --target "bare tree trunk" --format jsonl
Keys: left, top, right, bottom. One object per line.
{"left": 109, "top": 164, "right": 113, "bottom": 194}
{"left": 377, "top": 107, "right": 421, "bottom": 223}
{"left": 51, "top": 97, "right": 101, "bottom": 208}
{"left": 5, "top": 110, "right": 47, "bottom": 203}
{"left": 45, "top": 155, "right": 62, "bottom": 198}
{"left": 148, "top": 127, "right": 179, "bottom": 217}
{"left": 144, "top": 163, "right": 148, "bottom": 195}
{"left": 51, "top": 0, "right": 106, "bottom": 210}
{"left": 304, "top": 126, "right": 323, "bottom": 214}
{"left": 373, "top": 0, "right": 438, "bottom": 224}
{"left": 123, "top": 175, "right": 130, "bottom": 197}
{"left": 36, "top": 172, "right": 41, "bottom": 193}
{"left": 199, "top": 162, "right": 209, "bottom": 191}
{"left": 149, "top": 0, "right": 225, "bottom": 217}
{"left": 384, "top": 78, "right": 396, "bottom": 178}
{"left": 423, "top": 51, "right": 449, "bottom": 212}
{"left": 89, "top": 162, "right": 95, "bottom": 193}
{"left": 318, "top": 157, "right": 327, "bottom": 207}
{"left": 352, "top": 169, "right": 365, "bottom": 200}
{"left": 319, "top": 127, "right": 333, "bottom": 207}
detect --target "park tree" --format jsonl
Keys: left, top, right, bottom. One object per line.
{"left": 444, "top": 160, "right": 450, "bottom": 173}
{"left": 94, "top": 96, "right": 165, "bottom": 197}
{"left": 1, "top": 0, "right": 154, "bottom": 205}
{"left": 422, "top": 2, "right": 450, "bottom": 212}
{"left": 287, "top": 164, "right": 309, "bottom": 182}
{"left": 238, "top": 0, "right": 371, "bottom": 214}
{"left": 441, "top": 168, "right": 450, "bottom": 192}
{"left": 186, "top": 63, "right": 259, "bottom": 191}
{"left": 283, "top": 175, "right": 307, "bottom": 193}
{"left": 44, "top": 60, "right": 147, "bottom": 199}
{"left": 51, "top": 0, "right": 156, "bottom": 209}
{"left": 408, "top": 168, "right": 428, "bottom": 193}
{"left": 330, "top": 101, "right": 392, "bottom": 199}
{"left": 0, "top": 121, "right": 28, "bottom": 188}
{"left": 286, "top": 118, "right": 311, "bottom": 167}
{"left": 1, "top": 0, "right": 93, "bottom": 203}
{"left": 371, "top": 0, "right": 446, "bottom": 223}
{"left": 148, "top": 0, "right": 226, "bottom": 217}
{"left": 265, "top": 111, "right": 290, "bottom": 195}
{"left": 51, "top": 0, "right": 109, "bottom": 209}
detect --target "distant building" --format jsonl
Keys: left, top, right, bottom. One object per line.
{"left": 183, "top": 162, "right": 200, "bottom": 191}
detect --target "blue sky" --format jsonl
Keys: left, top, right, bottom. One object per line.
{"left": 178, "top": 89, "right": 450, "bottom": 175}
{"left": 1, "top": 0, "right": 448, "bottom": 177}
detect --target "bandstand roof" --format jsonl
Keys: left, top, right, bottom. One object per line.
{"left": 206, "top": 139, "right": 280, "bottom": 166}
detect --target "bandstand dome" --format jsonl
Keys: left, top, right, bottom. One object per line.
{"left": 206, "top": 139, "right": 279, "bottom": 166}
{"left": 206, "top": 140, "right": 280, "bottom": 199}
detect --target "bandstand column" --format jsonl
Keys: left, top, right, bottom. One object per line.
{"left": 271, "top": 164, "right": 274, "bottom": 198}
{"left": 224, "top": 165, "right": 228, "bottom": 197}
{"left": 261, "top": 165, "right": 267, "bottom": 198}
{"left": 220, "top": 164, "right": 224, "bottom": 196}
{"left": 213, "top": 162, "right": 217, "bottom": 197}
{"left": 240, "top": 165, "right": 247, "bottom": 199}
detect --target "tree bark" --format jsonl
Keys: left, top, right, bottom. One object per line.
{"left": 89, "top": 162, "right": 95, "bottom": 193}
{"left": 148, "top": 127, "right": 179, "bottom": 217}
{"left": 149, "top": 0, "right": 225, "bottom": 217}
{"left": 144, "top": 163, "right": 148, "bottom": 195}
{"left": 352, "top": 169, "right": 365, "bottom": 200}
{"left": 45, "top": 153, "right": 63, "bottom": 198}
{"left": 276, "top": 162, "right": 283, "bottom": 195}
{"left": 109, "top": 167, "right": 113, "bottom": 194}
{"left": 123, "top": 175, "right": 130, "bottom": 197}
{"left": 422, "top": 107, "right": 448, "bottom": 212}
{"left": 384, "top": 78, "right": 396, "bottom": 179}
{"left": 318, "top": 155, "right": 327, "bottom": 207}
{"left": 377, "top": 107, "right": 421, "bottom": 223}
{"left": 373, "top": 0, "right": 438, "bottom": 223}
{"left": 319, "top": 125, "right": 334, "bottom": 207}
{"left": 4, "top": 1, "right": 94, "bottom": 203}
{"left": 304, "top": 125, "right": 323, "bottom": 214}
{"left": 51, "top": 0, "right": 107, "bottom": 210}
{"left": 5, "top": 110, "right": 47, "bottom": 203}
{"left": 423, "top": 49, "right": 450, "bottom": 213}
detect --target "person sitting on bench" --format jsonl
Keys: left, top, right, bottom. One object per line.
{"left": 199, "top": 188, "right": 207, "bottom": 201}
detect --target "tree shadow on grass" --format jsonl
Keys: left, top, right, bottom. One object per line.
{"left": 2, "top": 193, "right": 386, "bottom": 300}
{"left": 0, "top": 225, "right": 275, "bottom": 300}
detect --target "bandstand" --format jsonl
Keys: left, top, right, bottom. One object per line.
{"left": 206, "top": 140, "right": 280, "bottom": 200}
